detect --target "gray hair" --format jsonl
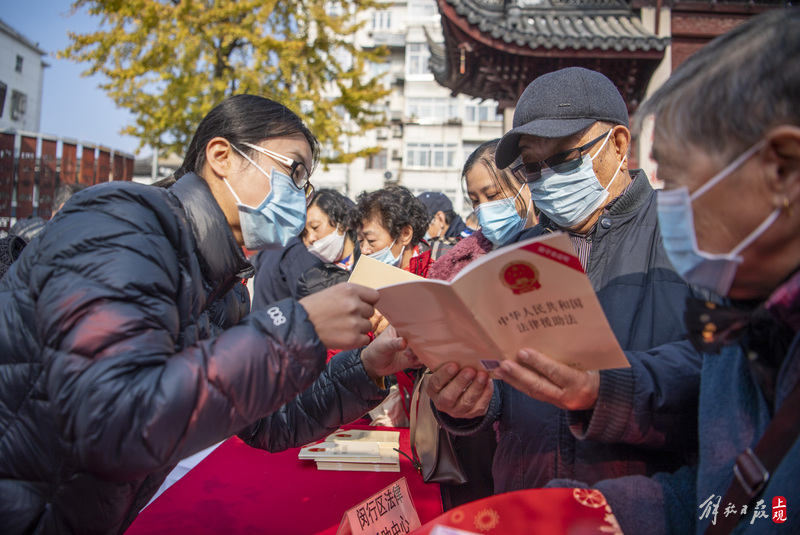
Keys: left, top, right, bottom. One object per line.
{"left": 53, "top": 183, "right": 87, "bottom": 209}
{"left": 635, "top": 9, "right": 800, "bottom": 163}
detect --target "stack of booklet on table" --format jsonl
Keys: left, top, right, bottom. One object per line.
{"left": 298, "top": 429, "right": 401, "bottom": 472}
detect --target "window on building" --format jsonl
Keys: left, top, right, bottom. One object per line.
{"left": 406, "top": 142, "right": 458, "bottom": 168}
{"left": 10, "top": 90, "right": 27, "bottom": 121}
{"left": 432, "top": 144, "right": 450, "bottom": 167}
{"left": 372, "top": 10, "right": 392, "bottom": 30}
{"left": 406, "top": 97, "right": 459, "bottom": 123}
{"left": 325, "top": 1, "right": 344, "bottom": 17}
{"left": 370, "top": 103, "right": 391, "bottom": 124}
{"left": 366, "top": 149, "right": 388, "bottom": 170}
{"left": 408, "top": 0, "right": 438, "bottom": 19}
{"left": 368, "top": 61, "right": 391, "bottom": 81}
{"left": 407, "top": 144, "right": 429, "bottom": 167}
{"left": 406, "top": 43, "right": 430, "bottom": 77}
{"left": 15, "top": 55, "right": 23, "bottom": 74}
{"left": 464, "top": 99, "right": 502, "bottom": 123}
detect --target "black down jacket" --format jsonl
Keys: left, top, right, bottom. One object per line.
{"left": 0, "top": 173, "right": 386, "bottom": 534}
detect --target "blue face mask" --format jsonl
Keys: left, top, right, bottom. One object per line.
{"left": 367, "top": 239, "right": 404, "bottom": 267}
{"left": 528, "top": 130, "right": 625, "bottom": 229}
{"left": 657, "top": 140, "right": 778, "bottom": 297}
{"left": 474, "top": 183, "right": 530, "bottom": 245}
{"left": 225, "top": 145, "right": 307, "bottom": 251}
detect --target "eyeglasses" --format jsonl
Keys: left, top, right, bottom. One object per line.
{"left": 512, "top": 130, "right": 611, "bottom": 183}
{"left": 244, "top": 143, "right": 315, "bottom": 205}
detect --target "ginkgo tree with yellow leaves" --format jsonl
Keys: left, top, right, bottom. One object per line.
{"left": 60, "top": 0, "right": 391, "bottom": 164}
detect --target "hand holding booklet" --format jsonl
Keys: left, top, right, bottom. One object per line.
{"left": 349, "top": 232, "right": 628, "bottom": 372}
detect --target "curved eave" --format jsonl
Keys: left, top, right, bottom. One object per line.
{"left": 424, "top": 26, "right": 449, "bottom": 83}
{"left": 439, "top": 0, "right": 670, "bottom": 54}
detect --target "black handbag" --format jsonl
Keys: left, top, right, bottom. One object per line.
{"left": 409, "top": 371, "right": 468, "bottom": 485}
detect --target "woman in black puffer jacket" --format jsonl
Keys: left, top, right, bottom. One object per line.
{"left": 0, "top": 95, "right": 416, "bottom": 535}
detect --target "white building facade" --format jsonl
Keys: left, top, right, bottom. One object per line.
{"left": 314, "top": 0, "right": 504, "bottom": 216}
{"left": 0, "top": 18, "right": 48, "bottom": 133}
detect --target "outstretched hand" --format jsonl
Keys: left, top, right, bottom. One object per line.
{"left": 493, "top": 348, "right": 600, "bottom": 411}
{"left": 360, "top": 325, "right": 423, "bottom": 382}
{"left": 426, "top": 362, "right": 493, "bottom": 420}
{"left": 299, "top": 283, "right": 378, "bottom": 350}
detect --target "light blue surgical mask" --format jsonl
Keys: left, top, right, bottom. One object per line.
{"left": 367, "top": 239, "right": 404, "bottom": 267}
{"left": 529, "top": 130, "right": 625, "bottom": 229}
{"left": 657, "top": 140, "right": 778, "bottom": 297}
{"left": 475, "top": 183, "right": 530, "bottom": 245}
{"left": 225, "top": 145, "right": 307, "bottom": 251}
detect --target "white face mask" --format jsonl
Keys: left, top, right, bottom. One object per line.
{"left": 657, "top": 139, "right": 779, "bottom": 297}
{"left": 424, "top": 227, "right": 441, "bottom": 242}
{"left": 367, "top": 239, "right": 404, "bottom": 267}
{"left": 307, "top": 226, "right": 346, "bottom": 264}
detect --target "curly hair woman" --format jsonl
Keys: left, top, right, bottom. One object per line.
{"left": 351, "top": 185, "right": 433, "bottom": 277}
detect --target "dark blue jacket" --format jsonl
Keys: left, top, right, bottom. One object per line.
{"left": 585, "top": 338, "right": 800, "bottom": 534}
{"left": 251, "top": 236, "right": 322, "bottom": 310}
{"left": 437, "top": 172, "right": 702, "bottom": 492}
{"left": 583, "top": 277, "right": 800, "bottom": 535}
{"left": 0, "top": 174, "right": 389, "bottom": 535}
{"left": 444, "top": 214, "right": 469, "bottom": 239}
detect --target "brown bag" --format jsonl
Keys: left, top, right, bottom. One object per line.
{"left": 409, "top": 371, "right": 468, "bottom": 485}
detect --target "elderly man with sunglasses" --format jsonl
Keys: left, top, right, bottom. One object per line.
{"left": 427, "top": 67, "right": 704, "bottom": 495}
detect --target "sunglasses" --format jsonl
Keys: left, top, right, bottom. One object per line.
{"left": 512, "top": 130, "right": 611, "bottom": 183}
{"left": 244, "top": 143, "right": 315, "bottom": 205}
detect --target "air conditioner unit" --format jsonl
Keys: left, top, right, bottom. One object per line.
{"left": 383, "top": 170, "right": 399, "bottom": 185}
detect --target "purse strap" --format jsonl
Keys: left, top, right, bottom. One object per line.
{"left": 705, "top": 377, "right": 800, "bottom": 534}
{"left": 408, "top": 370, "right": 429, "bottom": 469}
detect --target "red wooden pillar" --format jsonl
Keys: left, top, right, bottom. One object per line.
{"left": 0, "top": 133, "right": 15, "bottom": 231}
{"left": 16, "top": 136, "right": 37, "bottom": 220}
{"left": 124, "top": 156, "right": 134, "bottom": 182}
{"left": 97, "top": 147, "right": 111, "bottom": 183}
{"left": 39, "top": 137, "right": 58, "bottom": 218}
{"left": 112, "top": 151, "right": 124, "bottom": 181}
{"left": 61, "top": 141, "right": 78, "bottom": 184}
{"left": 80, "top": 145, "right": 95, "bottom": 186}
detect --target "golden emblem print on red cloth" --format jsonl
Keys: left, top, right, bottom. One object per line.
{"left": 572, "top": 488, "right": 608, "bottom": 509}
{"left": 500, "top": 261, "right": 541, "bottom": 295}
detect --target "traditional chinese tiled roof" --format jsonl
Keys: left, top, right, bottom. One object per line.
{"left": 429, "top": 0, "right": 670, "bottom": 109}
{"left": 441, "top": 0, "right": 668, "bottom": 53}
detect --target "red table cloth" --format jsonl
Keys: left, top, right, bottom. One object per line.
{"left": 414, "top": 487, "right": 622, "bottom": 534}
{"left": 126, "top": 425, "right": 442, "bottom": 534}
